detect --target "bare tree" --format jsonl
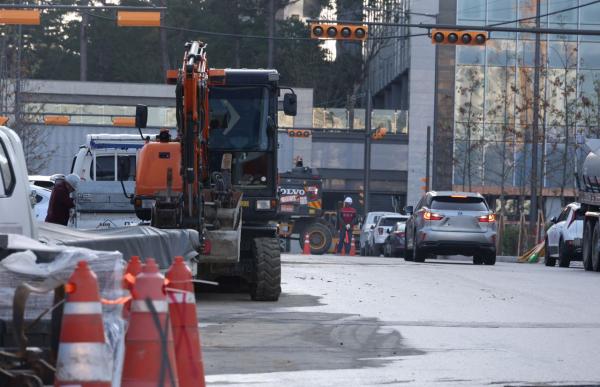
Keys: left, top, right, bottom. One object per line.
{"left": 454, "top": 66, "right": 484, "bottom": 192}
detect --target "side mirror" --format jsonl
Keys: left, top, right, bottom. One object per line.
{"left": 370, "top": 224, "right": 375, "bottom": 230}
{"left": 550, "top": 216, "right": 557, "bottom": 224}
{"left": 283, "top": 93, "right": 297, "bottom": 116}
{"left": 135, "top": 104, "right": 148, "bottom": 129}
{"left": 404, "top": 205, "right": 414, "bottom": 215}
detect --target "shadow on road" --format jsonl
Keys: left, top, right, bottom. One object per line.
{"left": 198, "top": 292, "right": 424, "bottom": 375}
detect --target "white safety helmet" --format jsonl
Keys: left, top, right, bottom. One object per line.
{"left": 344, "top": 197, "right": 353, "bottom": 205}
{"left": 65, "top": 174, "right": 81, "bottom": 190}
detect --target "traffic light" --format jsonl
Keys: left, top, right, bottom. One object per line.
{"left": 287, "top": 129, "right": 311, "bottom": 138}
{"left": 310, "top": 23, "right": 368, "bottom": 41}
{"left": 431, "top": 29, "right": 488, "bottom": 45}
{"left": 371, "top": 127, "right": 387, "bottom": 140}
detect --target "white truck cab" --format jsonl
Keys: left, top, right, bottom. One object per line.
{"left": 70, "top": 134, "right": 146, "bottom": 229}
{"left": 0, "top": 126, "right": 37, "bottom": 238}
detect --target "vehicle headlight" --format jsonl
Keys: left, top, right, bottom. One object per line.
{"left": 256, "top": 200, "right": 271, "bottom": 210}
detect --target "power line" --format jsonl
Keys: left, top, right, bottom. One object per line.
{"left": 83, "top": 11, "right": 425, "bottom": 42}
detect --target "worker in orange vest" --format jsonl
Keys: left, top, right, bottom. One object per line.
{"left": 336, "top": 197, "right": 357, "bottom": 255}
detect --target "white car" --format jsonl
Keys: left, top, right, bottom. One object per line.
{"left": 545, "top": 202, "right": 584, "bottom": 268}
{"left": 359, "top": 211, "right": 398, "bottom": 256}
{"left": 367, "top": 214, "right": 408, "bottom": 256}
{"left": 30, "top": 184, "right": 52, "bottom": 220}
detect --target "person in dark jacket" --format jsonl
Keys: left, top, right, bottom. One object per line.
{"left": 336, "top": 197, "right": 357, "bottom": 254}
{"left": 45, "top": 174, "right": 80, "bottom": 226}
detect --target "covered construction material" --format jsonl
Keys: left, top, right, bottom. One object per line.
{"left": 0, "top": 233, "right": 127, "bottom": 385}
{"left": 37, "top": 222, "right": 200, "bottom": 268}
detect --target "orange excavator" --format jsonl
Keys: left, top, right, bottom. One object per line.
{"left": 132, "top": 41, "right": 297, "bottom": 301}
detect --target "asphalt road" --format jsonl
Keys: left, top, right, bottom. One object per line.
{"left": 197, "top": 254, "right": 600, "bottom": 386}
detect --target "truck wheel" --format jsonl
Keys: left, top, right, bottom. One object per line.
{"left": 473, "top": 255, "right": 484, "bottom": 265}
{"left": 544, "top": 239, "right": 556, "bottom": 267}
{"left": 558, "top": 239, "right": 571, "bottom": 268}
{"left": 593, "top": 224, "right": 600, "bottom": 272}
{"left": 250, "top": 238, "right": 281, "bottom": 301}
{"left": 583, "top": 219, "right": 594, "bottom": 271}
{"left": 297, "top": 222, "right": 332, "bottom": 255}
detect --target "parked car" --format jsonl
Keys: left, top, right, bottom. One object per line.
{"left": 368, "top": 214, "right": 408, "bottom": 256}
{"left": 29, "top": 174, "right": 64, "bottom": 189}
{"left": 383, "top": 221, "right": 406, "bottom": 258}
{"left": 359, "top": 211, "right": 397, "bottom": 256}
{"left": 405, "top": 191, "right": 497, "bottom": 265}
{"left": 544, "top": 202, "right": 584, "bottom": 268}
{"left": 30, "top": 184, "right": 51, "bottom": 220}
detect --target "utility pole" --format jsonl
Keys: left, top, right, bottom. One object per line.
{"left": 530, "top": 0, "right": 541, "bottom": 245}
{"left": 267, "top": 0, "right": 275, "bottom": 68}
{"left": 79, "top": 0, "right": 88, "bottom": 81}
{"left": 363, "top": 49, "right": 372, "bottom": 216}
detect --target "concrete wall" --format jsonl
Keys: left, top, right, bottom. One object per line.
{"left": 406, "top": 0, "right": 438, "bottom": 207}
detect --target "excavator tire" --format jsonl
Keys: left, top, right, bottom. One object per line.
{"left": 250, "top": 237, "right": 281, "bottom": 301}
{"left": 297, "top": 222, "right": 332, "bottom": 255}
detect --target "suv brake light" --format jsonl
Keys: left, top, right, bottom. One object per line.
{"left": 479, "top": 214, "right": 496, "bottom": 223}
{"left": 424, "top": 211, "right": 444, "bottom": 221}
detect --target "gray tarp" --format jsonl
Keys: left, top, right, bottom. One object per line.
{"left": 37, "top": 222, "right": 200, "bottom": 268}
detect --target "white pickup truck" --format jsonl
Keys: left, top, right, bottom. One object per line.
{"left": 70, "top": 134, "right": 145, "bottom": 229}
{"left": 30, "top": 134, "right": 147, "bottom": 229}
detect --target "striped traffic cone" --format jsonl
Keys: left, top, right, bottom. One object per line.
{"left": 166, "top": 256, "right": 206, "bottom": 387}
{"left": 303, "top": 233, "right": 311, "bottom": 255}
{"left": 121, "top": 258, "right": 179, "bottom": 387}
{"left": 349, "top": 235, "right": 357, "bottom": 256}
{"left": 55, "top": 260, "right": 111, "bottom": 387}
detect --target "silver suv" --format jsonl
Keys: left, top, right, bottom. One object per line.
{"left": 404, "top": 191, "right": 496, "bottom": 265}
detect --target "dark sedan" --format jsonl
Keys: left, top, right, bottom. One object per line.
{"left": 383, "top": 222, "right": 406, "bottom": 258}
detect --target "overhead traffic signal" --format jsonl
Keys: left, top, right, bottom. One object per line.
{"left": 431, "top": 29, "right": 488, "bottom": 46}
{"left": 310, "top": 23, "right": 368, "bottom": 41}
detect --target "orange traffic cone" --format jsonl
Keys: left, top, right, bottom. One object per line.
{"left": 55, "top": 260, "right": 111, "bottom": 387}
{"left": 121, "top": 258, "right": 179, "bottom": 387}
{"left": 303, "top": 233, "right": 311, "bottom": 255}
{"left": 349, "top": 234, "right": 357, "bottom": 256}
{"left": 166, "top": 256, "right": 206, "bottom": 387}
{"left": 122, "top": 255, "right": 143, "bottom": 319}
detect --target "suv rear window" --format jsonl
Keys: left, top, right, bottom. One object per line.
{"left": 431, "top": 196, "right": 488, "bottom": 211}
{"left": 380, "top": 217, "right": 405, "bottom": 226}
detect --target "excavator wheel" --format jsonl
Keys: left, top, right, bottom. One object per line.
{"left": 249, "top": 237, "right": 281, "bottom": 301}
{"left": 297, "top": 222, "right": 333, "bottom": 255}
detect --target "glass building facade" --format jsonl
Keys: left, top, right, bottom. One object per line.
{"left": 435, "top": 0, "right": 600, "bottom": 205}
